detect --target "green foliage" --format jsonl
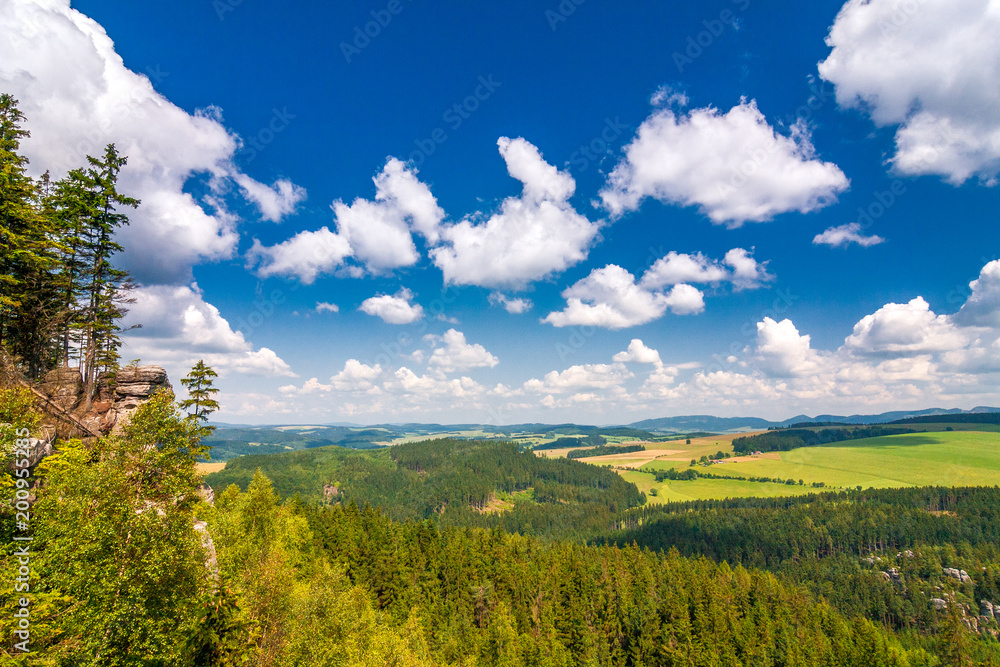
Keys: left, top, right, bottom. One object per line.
{"left": 0, "top": 94, "right": 139, "bottom": 383}
{"left": 566, "top": 443, "right": 643, "bottom": 459}
{"left": 1, "top": 391, "right": 210, "bottom": 663}
{"left": 0, "top": 385, "right": 40, "bottom": 492}
{"left": 207, "top": 438, "right": 645, "bottom": 540}
{"left": 180, "top": 360, "right": 220, "bottom": 440}
{"left": 734, "top": 425, "right": 916, "bottom": 454}
{"left": 305, "top": 498, "right": 924, "bottom": 666}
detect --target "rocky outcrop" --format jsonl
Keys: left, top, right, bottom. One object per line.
{"left": 104, "top": 365, "right": 172, "bottom": 435}
{"left": 38, "top": 367, "right": 84, "bottom": 412}
{"left": 943, "top": 567, "right": 972, "bottom": 584}
{"left": 931, "top": 598, "right": 948, "bottom": 610}
{"left": 23, "top": 438, "right": 53, "bottom": 468}
{"left": 37, "top": 365, "right": 172, "bottom": 438}
{"left": 194, "top": 520, "right": 220, "bottom": 586}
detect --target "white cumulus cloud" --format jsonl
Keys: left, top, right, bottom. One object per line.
{"left": 819, "top": 0, "right": 1000, "bottom": 185}
{"left": 542, "top": 265, "right": 702, "bottom": 329}
{"left": 359, "top": 288, "right": 425, "bottom": 324}
{"left": 613, "top": 339, "right": 663, "bottom": 366}
{"left": 489, "top": 292, "right": 533, "bottom": 314}
{"left": 842, "top": 297, "right": 967, "bottom": 357}
{"left": 0, "top": 0, "right": 308, "bottom": 284}
{"left": 600, "top": 98, "right": 849, "bottom": 226}
{"left": 427, "top": 329, "right": 499, "bottom": 373}
{"left": 813, "top": 222, "right": 885, "bottom": 248}
{"left": 247, "top": 227, "right": 352, "bottom": 284}
{"left": 431, "top": 137, "right": 601, "bottom": 288}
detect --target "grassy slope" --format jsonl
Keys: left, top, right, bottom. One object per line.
{"left": 616, "top": 430, "right": 1000, "bottom": 502}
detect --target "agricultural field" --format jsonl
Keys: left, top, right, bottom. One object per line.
{"left": 618, "top": 470, "right": 824, "bottom": 503}
{"left": 621, "top": 430, "right": 1000, "bottom": 502}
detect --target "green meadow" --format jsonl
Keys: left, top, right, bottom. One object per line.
{"left": 629, "top": 430, "right": 1000, "bottom": 502}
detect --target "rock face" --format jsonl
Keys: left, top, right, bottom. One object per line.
{"left": 943, "top": 567, "right": 973, "bottom": 584}
{"left": 36, "top": 364, "right": 172, "bottom": 440}
{"left": 106, "top": 365, "right": 172, "bottom": 435}
{"left": 39, "top": 367, "right": 84, "bottom": 412}
{"left": 931, "top": 598, "right": 948, "bottom": 610}
{"left": 24, "top": 438, "right": 53, "bottom": 468}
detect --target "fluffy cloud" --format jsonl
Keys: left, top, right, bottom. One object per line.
{"left": 383, "top": 368, "right": 485, "bottom": 400}
{"left": 613, "top": 339, "right": 663, "bottom": 365}
{"left": 842, "top": 297, "right": 966, "bottom": 357}
{"left": 332, "top": 158, "right": 444, "bottom": 273}
{"left": 953, "top": 260, "right": 1000, "bottom": 328}
{"left": 489, "top": 292, "right": 533, "bottom": 314}
{"left": 431, "top": 137, "right": 601, "bottom": 288}
{"left": 545, "top": 248, "right": 772, "bottom": 329}
{"left": 640, "top": 251, "right": 728, "bottom": 288}
{"left": 329, "top": 360, "right": 384, "bottom": 392}
{"left": 542, "top": 265, "right": 703, "bottom": 329}
{"left": 753, "top": 318, "right": 826, "bottom": 378}
{"left": 249, "top": 159, "right": 442, "bottom": 282}
{"left": 120, "top": 284, "right": 296, "bottom": 379}
{"left": 0, "top": 1, "right": 308, "bottom": 284}
{"left": 600, "top": 98, "right": 849, "bottom": 226}
{"left": 234, "top": 174, "right": 307, "bottom": 222}
{"left": 524, "top": 362, "right": 633, "bottom": 394}
{"left": 813, "top": 222, "right": 885, "bottom": 248}
{"left": 359, "top": 288, "right": 424, "bottom": 324}
{"left": 427, "top": 329, "right": 499, "bottom": 373}
{"left": 247, "top": 227, "right": 352, "bottom": 284}
{"left": 819, "top": 0, "right": 1000, "bottom": 184}
{"left": 315, "top": 302, "right": 340, "bottom": 314}
{"left": 724, "top": 248, "right": 774, "bottom": 290}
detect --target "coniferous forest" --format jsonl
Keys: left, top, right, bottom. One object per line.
{"left": 3, "top": 94, "right": 1000, "bottom": 666}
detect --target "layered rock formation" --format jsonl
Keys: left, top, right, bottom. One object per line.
{"left": 36, "top": 364, "right": 172, "bottom": 439}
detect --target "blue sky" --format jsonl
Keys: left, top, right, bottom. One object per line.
{"left": 3, "top": 0, "right": 999, "bottom": 424}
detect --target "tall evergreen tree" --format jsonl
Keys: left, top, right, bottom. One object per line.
{"left": 181, "top": 360, "right": 220, "bottom": 438}
{"left": 75, "top": 144, "right": 139, "bottom": 396}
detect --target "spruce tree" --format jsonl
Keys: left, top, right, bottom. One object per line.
{"left": 181, "top": 360, "right": 220, "bottom": 438}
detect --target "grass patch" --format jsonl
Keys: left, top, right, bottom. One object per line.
{"left": 638, "top": 431, "right": 1000, "bottom": 494}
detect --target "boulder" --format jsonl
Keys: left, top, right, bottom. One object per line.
{"left": 931, "top": 598, "right": 948, "bottom": 610}
{"left": 943, "top": 567, "right": 971, "bottom": 583}
{"left": 115, "top": 366, "right": 168, "bottom": 385}
{"left": 197, "top": 484, "right": 215, "bottom": 506}
{"left": 983, "top": 600, "right": 996, "bottom": 620}
{"left": 24, "top": 438, "right": 53, "bottom": 468}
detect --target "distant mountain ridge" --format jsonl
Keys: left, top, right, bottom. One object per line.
{"left": 629, "top": 407, "right": 1000, "bottom": 432}
{"left": 209, "top": 407, "right": 1000, "bottom": 436}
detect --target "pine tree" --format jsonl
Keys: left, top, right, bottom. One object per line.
{"left": 181, "top": 360, "right": 221, "bottom": 438}
{"left": 74, "top": 144, "right": 140, "bottom": 396}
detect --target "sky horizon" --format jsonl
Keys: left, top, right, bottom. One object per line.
{"left": 3, "top": 0, "right": 999, "bottom": 425}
